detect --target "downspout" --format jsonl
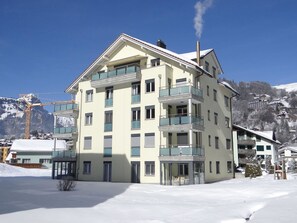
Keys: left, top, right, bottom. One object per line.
{"left": 158, "top": 74, "right": 162, "bottom": 185}
{"left": 230, "top": 93, "right": 238, "bottom": 179}
{"left": 76, "top": 89, "right": 83, "bottom": 180}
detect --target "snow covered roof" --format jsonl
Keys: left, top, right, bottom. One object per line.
{"left": 179, "top": 49, "right": 213, "bottom": 60}
{"left": 219, "top": 81, "right": 239, "bottom": 96}
{"left": 233, "top": 124, "right": 280, "bottom": 144}
{"left": 66, "top": 33, "right": 224, "bottom": 93}
{"left": 278, "top": 144, "right": 297, "bottom": 153}
{"left": 10, "top": 139, "right": 67, "bottom": 152}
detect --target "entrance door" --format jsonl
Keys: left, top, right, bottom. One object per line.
{"left": 131, "top": 161, "right": 140, "bottom": 183}
{"left": 103, "top": 161, "right": 112, "bottom": 182}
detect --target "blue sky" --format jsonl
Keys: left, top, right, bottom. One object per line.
{"left": 0, "top": 0, "right": 296, "bottom": 102}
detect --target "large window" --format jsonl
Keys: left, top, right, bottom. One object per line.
{"left": 132, "top": 82, "right": 141, "bottom": 104}
{"left": 145, "top": 79, "right": 155, "bottom": 93}
{"left": 256, "top": 145, "right": 264, "bottom": 151}
{"left": 84, "top": 136, "right": 92, "bottom": 150}
{"left": 145, "top": 161, "right": 155, "bottom": 176}
{"left": 216, "top": 161, "right": 220, "bottom": 174}
{"left": 83, "top": 161, "right": 91, "bottom": 174}
{"left": 85, "top": 113, "right": 93, "bottom": 126}
{"left": 214, "top": 112, "right": 218, "bottom": 125}
{"left": 215, "top": 136, "right": 219, "bottom": 149}
{"left": 227, "top": 161, "right": 232, "bottom": 173}
{"left": 86, "top": 90, "right": 93, "bottom": 102}
{"left": 132, "top": 108, "right": 141, "bottom": 129}
{"left": 131, "top": 134, "right": 140, "bottom": 157}
{"left": 105, "top": 87, "right": 113, "bottom": 107}
{"left": 104, "top": 136, "right": 112, "bottom": 157}
{"left": 145, "top": 133, "right": 155, "bottom": 148}
{"left": 179, "top": 163, "right": 189, "bottom": 176}
{"left": 145, "top": 106, "right": 155, "bottom": 119}
{"left": 104, "top": 111, "right": 113, "bottom": 132}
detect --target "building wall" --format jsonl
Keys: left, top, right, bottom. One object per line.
{"left": 73, "top": 40, "right": 234, "bottom": 183}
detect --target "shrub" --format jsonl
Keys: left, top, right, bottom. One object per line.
{"left": 245, "top": 163, "right": 262, "bottom": 178}
{"left": 57, "top": 177, "right": 76, "bottom": 191}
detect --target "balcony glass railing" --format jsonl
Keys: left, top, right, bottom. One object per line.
{"left": 131, "top": 147, "right": 140, "bottom": 157}
{"left": 105, "top": 99, "right": 113, "bottom": 107}
{"left": 104, "top": 123, "right": 112, "bottom": 132}
{"left": 91, "top": 65, "right": 140, "bottom": 81}
{"left": 104, "top": 148, "right": 112, "bottom": 157}
{"left": 159, "top": 85, "right": 203, "bottom": 98}
{"left": 159, "top": 115, "right": 204, "bottom": 127}
{"left": 131, "top": 94, "right": 140, "bottom": 104}
{"left": 52, "top": 150, "right": 76, "bottom": 159}
{"left": 54, "top": 127, "right": 77, "bottom": 134}
{"left": 160, "top": 146, "right": 205, "bottom": 156}
{"left": 131, "top": 120, "right": 140, "bottom": 129}
{"left": 54, "top": 103, "right": 78, "bottom": 112}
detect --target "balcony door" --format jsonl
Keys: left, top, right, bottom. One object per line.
{"left": 131, "top": 161, "right": 140, "bottom": 183}
{"left": 103, "top": 161, "right": 112, "bottom": 182}
{"left": 177, "top": 133, "right": 188, "bottom": 146}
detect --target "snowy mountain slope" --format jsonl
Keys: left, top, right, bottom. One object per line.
{"left": 274, "top": 82, "right": 297, "bottom": 92}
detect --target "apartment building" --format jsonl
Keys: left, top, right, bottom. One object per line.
{"left": 53, "top": 33, "right": 237, "bottom": 185}
{"left": 233, "top": 124, "right": 281, "bottom": 168}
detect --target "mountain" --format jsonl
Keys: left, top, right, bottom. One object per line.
{"left": 273, "top": 82, "right": 297, "bottom": 93}
{"left": 0, "top": 94, "right": 72, "bottom": 139}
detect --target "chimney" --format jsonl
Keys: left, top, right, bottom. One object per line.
{"left": 196, "top": 41, "right": 201, "bottom": 66}
{"left": 157, "top": 39, "right": 166, "bottom": 49}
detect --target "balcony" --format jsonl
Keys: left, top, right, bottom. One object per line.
{"left": 53, "top": 103, "right": 78, "bottom": 118}
{"left": 91, "top": 65, "right": 141, "bottom": 88}
{"left": 53, "top": 127, "right": 77, "bottom": 139}
{"left": 104, "top": 123, "right": 112, "bottom": 132}
{"left": 238, "top": 138, "right": 256, "bottom": 146}
{"left": 159, "top": 145, "right": 205, "bottom": 162}
{"left": 52, "top": 150, "right": 76, "bottom": 161}
{"left": 159, "top": 114, "right": 204, "bottom": 132}
{"left": 131, "top": 147, "right": 140, "bottom": 157}
{"left": 131, "top": 94, "right": 140, "bottom": 104}
{"left": 131, "top": 120, "right": 140, "bottom": 129}
{"left": 159, "top": 85, "right": 203, "bottom": 104}
{"left": 104, "top": 148, "right": 112, "bottom": 157}
{"left": 238, "top": 149, "right": 256, "bottom": 156}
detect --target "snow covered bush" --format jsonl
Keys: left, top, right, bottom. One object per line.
{"left": 57, "top": 177, "right": 76, "bottom": 191}
{"left": 245, "top": 163, "right": 262, "bottom": 178}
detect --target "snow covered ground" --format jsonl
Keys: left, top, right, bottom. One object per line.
{"left": 1, "top": 163, "right": 297, "bottom": 223}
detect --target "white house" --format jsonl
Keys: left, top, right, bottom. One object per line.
{"left": 6, "top": 139, "right": 67, "bottom": 168}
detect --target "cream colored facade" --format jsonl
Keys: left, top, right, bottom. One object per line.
{"left": 55, "top": 34, "right": 236, "bottom": 184}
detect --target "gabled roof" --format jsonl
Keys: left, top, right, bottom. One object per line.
{"left": 233, "top": 124, "right": 281, "bottom": 144}
{"left": 66, "top": 33, "right": 222, "bottom": 93}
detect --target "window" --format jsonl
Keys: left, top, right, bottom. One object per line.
{"left": 215, "top": 136, "right": 219, "bottom": 149}
{"left": 132, "top": 108, "right": 141, "bottom": 129}
{"left": 205, "top": 61, "right": 209, "bottom": 72}
{"left": 209, "top": 161, "right": 212, "bottom": 173}
{"left": 145, "top": 161, "right": 155, "bottom": 176}
{"left": 227, "top": 161, "right": 232, "bottom": 173}
{"left": 266, "top": 145, "right": 271, "bottom": 150}
{"left": 225, "top": 117, "right": 230, "bottom": 128}
{"left": 145, "top": 133, "right": 155, "bottom": 148}
{"left": 131, "top": 134, "right": 140, "bottom": 157}
{"left": 105, "top": 111, "right": 113, "bottom": 132}
{"left": 208, "top": 110, "right": 210, "bottom": 121}
{"left": 22, "top": 159, "right": 30, "bottom": 163}
{"left": 213, "top": 89, "right": 217, "bottom": 101}
{"left": 86, "top": 90, "right": 93, "bottom": 102}
{"left": 145, "top": 79, "right": 155, "bottom": 93}
{"left": 83, "top": 161, "right": 91, "bottom": 174}
{"left": 85, "top": 113, "right": 93, "bottom": 125}
{"left": 105, "top": 87, "right": 113, "bottom": 107}
{"left": 208, "top": 135, "right": 211, "bottom": 147}
{"left": 84, "top": 136, "right": 92, "bottom": 150}
{"left": 216, "top": 161, "right": 220, "bottom": 174}
{"left": 176, "top": 78, "right": 187, "bottom": 86}
{"left": 104, "top": 136, "right": 112, "bottom": 157}
{"left": 207, "top": 85, "right": 210, "bottom": 96}
{"left": 256, "top": 136, "right": 261, "bottom": 142}
{"left": 132, "top": 82, "right": 141, "bottom": 103}
{"left": 214, "top": 113, "right": 218, "bottom": 125}
{"left": 145, "top": 106, "right": 155, "bottom": 119}
{"left": 39, "top": 159, "right": 51, "bottom": 164}
{"left": 257, "top": 145, "right": 264, "bottom": 151}
{"left": 226, "top": 139, "right": 231, "bottom": 150}
{"left": 179, "top": 164, "right": 189, "bottom": 176}
{"left": 212, "top": 66, "right": 216, "bottom": 78}
{"left": 224, "top": 96, "right": 229, "bottom": 107}
{"left": 151, "top": 58, "right": 160, "bottom": 67}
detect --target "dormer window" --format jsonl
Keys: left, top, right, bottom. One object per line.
{"left": 151, "top": 58, "right": 160, "bottom": 67}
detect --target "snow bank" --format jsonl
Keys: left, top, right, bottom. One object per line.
{"left": 0, "top": 163, "right": 51, "bottom": 177}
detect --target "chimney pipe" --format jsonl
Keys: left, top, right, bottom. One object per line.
{"left": 196, "top": 41, "right": 201, "bottom": 66}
